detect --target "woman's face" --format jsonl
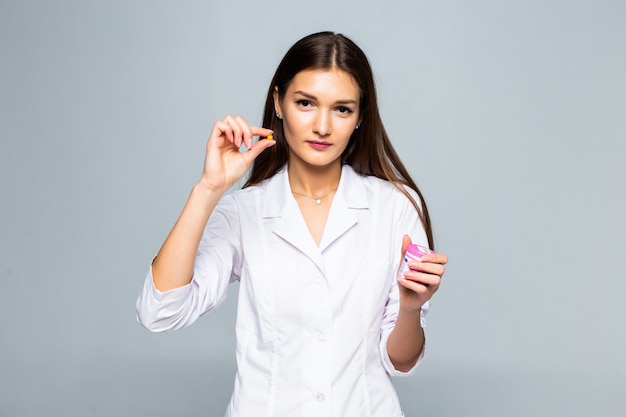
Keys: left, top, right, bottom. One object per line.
{"left": 274, "top": 68, "right": 361, "bottom": 170}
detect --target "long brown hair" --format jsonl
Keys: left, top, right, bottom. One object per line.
{"left": 244, "top": 32, "right": 434, "bottom": 249}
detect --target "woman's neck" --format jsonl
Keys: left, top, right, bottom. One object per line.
{"left": 287, "top": 160, "right": 342, "bottom": 197}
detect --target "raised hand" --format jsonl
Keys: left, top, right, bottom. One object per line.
{"left": 198, "top": 115, "right": 275, "bottom": 192}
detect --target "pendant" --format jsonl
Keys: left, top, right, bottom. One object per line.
{"left": 315, "top": 199, "right": 322, "bottom": 205}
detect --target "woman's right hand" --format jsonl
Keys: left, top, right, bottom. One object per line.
{"left": 198, "top": 115, "right": 275, "bottom": 192}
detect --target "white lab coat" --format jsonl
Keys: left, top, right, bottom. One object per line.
{"left": 137, "top": 164, "right": 430, "bottom": 417}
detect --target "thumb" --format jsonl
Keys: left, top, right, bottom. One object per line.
{"left": 400, "top": 234, "right": 412, "bottom": 260}
{"left": 243, "top": 138, "right": 276, "bottom": 162}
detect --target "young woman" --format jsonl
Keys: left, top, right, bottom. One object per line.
{"left": 137, "top": 31, "right": 448, "bottom": 417}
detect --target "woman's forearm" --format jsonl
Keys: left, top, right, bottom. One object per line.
{"left": 386, "top": 307, "right": 425, "bottom": 372}
{"left": 151, "top": 183, "right": 224, "bottom": 292}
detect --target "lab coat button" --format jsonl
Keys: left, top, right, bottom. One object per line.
{"left": 316, "top": 392, "right": 325, "bottom": 402}
{"left": 316, "top": 333, "right": 326, "bottom": 342}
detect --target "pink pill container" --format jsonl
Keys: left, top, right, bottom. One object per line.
{"left": 397, "top": 244, "right": 435, "bottom": 279}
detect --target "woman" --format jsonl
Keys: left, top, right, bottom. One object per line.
{"left": 137, "top": 31, "right": 448, "bottom": 416}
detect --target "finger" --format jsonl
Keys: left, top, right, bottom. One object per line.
{"left": 406, "top": 261, "right": 445, "bottom": 277}
{"left": 224, "top": 115, "right": 244, "bottom": 148}
{"left": 397, "top": 277, "right": 432, "bottom": 296}
{"left": 400, "top": 234, "right": 412, "bottom": 262}
{"left": 250, "top": 126, "right": 274, "bottom": 139}
{"left": 420, "top": 253, "right": 448, "bottom": 265}
{"left": 243, "top": 138, "right": 276, "bottom": 162}
{"left": 402, "top": 269, "right": 441, "bottom": 287}
{"left": 234, "top": 115, "right": 253, "bottom": 149}
{"left": 211, "top": 120, "right": 234, "bottom": 144}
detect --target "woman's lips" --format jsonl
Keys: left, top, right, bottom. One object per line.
{"left": 307, "top": 141, "right": 331, "bottom": 150}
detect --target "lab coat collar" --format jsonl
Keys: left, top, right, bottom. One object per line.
{"left": 261, "top": 164, "right": 368, "bottom": 218}
{"left": 261, "top": 164, "right": 369, "bottom": 268}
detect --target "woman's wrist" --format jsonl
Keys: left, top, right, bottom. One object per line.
{"left": 397, "top": 303, "right": 423, "bottom": 320}
{"left": 194, "top": 179, "right": 228, "bottom": 197}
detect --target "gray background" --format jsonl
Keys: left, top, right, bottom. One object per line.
{"left": 1, "top": 0, "right": 625, "bottom": 416}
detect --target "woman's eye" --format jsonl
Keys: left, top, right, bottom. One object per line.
{"left": 297, "top": 100, "right": 311, "bottom": 107}
{"left": 337, "top": 106, "right": 353, "bottom": 114}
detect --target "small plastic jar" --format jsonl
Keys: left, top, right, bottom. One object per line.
{"left": 397, "top": 244, "right": 434, "bottom": 279}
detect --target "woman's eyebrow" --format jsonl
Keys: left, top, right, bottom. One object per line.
{"left": 293, "top": 90, "right": 357, "bottom": 105}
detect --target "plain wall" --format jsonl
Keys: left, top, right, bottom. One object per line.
{"left": 1, "top": 0, "right": 625, "bottom": 416}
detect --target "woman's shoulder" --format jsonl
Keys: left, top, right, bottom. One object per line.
{"left": 227, "top": 182, "right": 266, "bottom": 203}
{"left": 226, "top": 166, "right": 287, "bottom": 208}
{"left": 345, "top": 165, "right": 419, "bottom": 202}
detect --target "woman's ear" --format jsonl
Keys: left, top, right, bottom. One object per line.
{"left": 273, "top": 87, "right": 281, "bottom": 118}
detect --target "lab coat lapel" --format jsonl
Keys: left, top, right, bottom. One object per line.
{"left": 262, "top": 167, "right": 324, "bottom": 273}
{"left": 319, "top": 165, "right": 369, "bottom": 252}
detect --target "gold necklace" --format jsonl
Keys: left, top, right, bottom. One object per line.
{"left": 291, "top": 188, "right": 338, "bottom": 205}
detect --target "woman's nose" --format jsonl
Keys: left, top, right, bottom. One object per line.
{"left": 312, "top": 111, "right": 332, "bottom": 136}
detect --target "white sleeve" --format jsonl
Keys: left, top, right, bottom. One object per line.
{"left": 379, "top": 296, "right": 430, "bottom": 377}
{"left": 379, "top": 187, "right": 431, "bottom": 376}
{"left": 136, "top": 194, "right": 242, "bottom": 332}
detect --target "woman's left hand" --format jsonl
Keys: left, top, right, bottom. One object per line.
{"left": 397, "top": 235, "right": 448, "bottom": 312}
